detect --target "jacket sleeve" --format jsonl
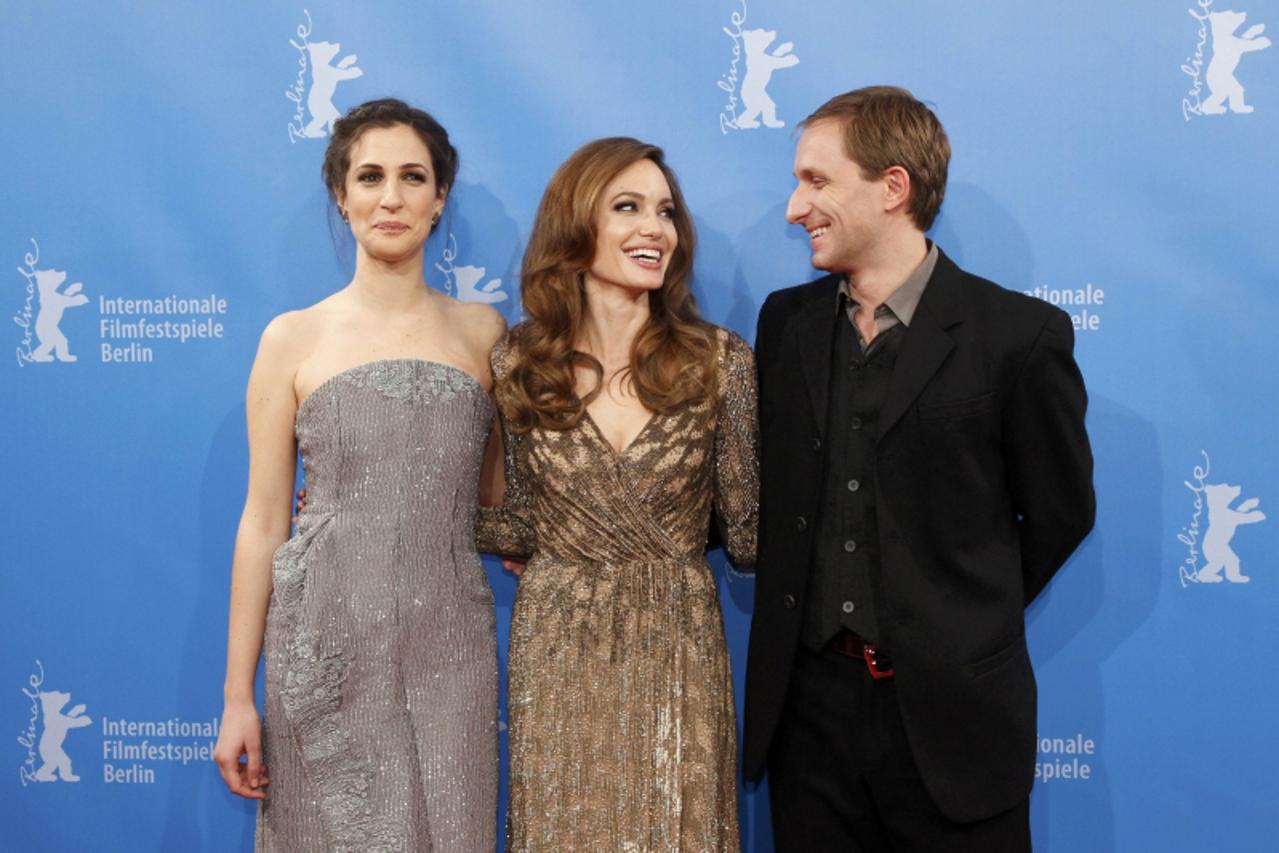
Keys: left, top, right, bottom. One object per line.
{"left": 1003, "top": 308, "right": 1095, "bottom": 604}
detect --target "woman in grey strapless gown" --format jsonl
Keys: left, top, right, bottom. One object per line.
{"left": 257, "top": 359, "right": 497, "bottom": 851}
{"left": 214, "top": 99, "right": 505, "bottom": 853}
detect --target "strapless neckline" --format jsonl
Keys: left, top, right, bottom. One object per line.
{"left": 297, "top": 358, "right": 488, "bottom": 417}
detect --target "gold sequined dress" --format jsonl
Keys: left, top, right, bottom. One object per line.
{"left": 477, "top": 328, "right": 758, "bottom": 852}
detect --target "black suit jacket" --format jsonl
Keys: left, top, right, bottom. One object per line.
{"left": 743, "top": 250, "right": 1095, "bottom": 822}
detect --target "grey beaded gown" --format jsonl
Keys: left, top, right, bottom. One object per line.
{"left": 258, "top": 359, "right": 498, "bottom": 853}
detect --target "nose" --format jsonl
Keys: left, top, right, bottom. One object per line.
{"left": 380, "top": 180, "right": 404, "bottom": 210}
{"left": 785, "top": 185, "right": 808, "bottom": 224}
{"left": 638, "top": 208, "right": 664, "bottom": 238}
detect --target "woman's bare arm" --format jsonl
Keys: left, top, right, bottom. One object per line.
{"left": 212, "top": 315, "right": 304, "bottom": 799}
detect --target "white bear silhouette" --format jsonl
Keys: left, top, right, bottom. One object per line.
{"left": 1198, "top": 483, "right": 1265, "bottom": 583}
{"left": 303, "top": 42, "right": 363, "bottom": 138}
{"left": 737, "top": 29, "right": 799, "bottom": 129}
{"left": 31, "top": 268, "right": 88, "bottom": 363}
{"left": 454, "top": 264, "right": 507, "bottom": 304}
{"left": 33, "top": 690, "right": 92, "bottom": 782}
{"left": 1202, "top": 11, "right": 1271, "bottom": 115}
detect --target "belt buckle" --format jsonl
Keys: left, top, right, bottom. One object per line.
{"left": 863, "top": 645, "right": 894, "bottom": 680}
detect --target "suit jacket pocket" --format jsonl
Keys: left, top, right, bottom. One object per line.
{"left": 965, "top": 631, "right": 1027, "bottom": 679}
{"left": 918, "top": 391, "right": 997, "bottom": 422}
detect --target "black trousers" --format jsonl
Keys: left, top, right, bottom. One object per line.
{"left": 768, "top": 643, "right": 1031, "bottom": 853}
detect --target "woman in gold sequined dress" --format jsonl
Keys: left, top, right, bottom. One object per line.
{"left": 476, "top": 138, "right": 758, "bottom": 851}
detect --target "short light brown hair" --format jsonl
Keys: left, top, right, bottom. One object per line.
{"left": 803, "top": 86, "right": 950, "bottom": 231}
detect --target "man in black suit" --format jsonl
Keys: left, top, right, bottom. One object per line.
{"left": 744, "top": 86, "right": 1095, "bottom": 851}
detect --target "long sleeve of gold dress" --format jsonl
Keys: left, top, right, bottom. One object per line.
{"left": 476, "top": 327, "right": 758, "bottom": 851}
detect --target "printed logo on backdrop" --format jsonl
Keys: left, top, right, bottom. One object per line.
{"left": 436, "top": 234, "right": 508, "bottom": 305}
{"left": 13, "top": 239, "right": 88, "bottom": 366}
{"left": 718, "top": 0, "right": 800, "bottom": 133}
{"left": 12, "top": 239, "right": 230, "bottom": 367}
{"left": 286, "top": 9, "right": 363, "bottom": 142}
{"left": 1024, "top": 283, "right": 1106, "bottom": 333}
{"left": 17, "top": 662, "right": 92, "bottom": 785}
{"left": 1178, "top": 450, "right": 1266, "bottom": 586}
{"left": 17, "top": 660, "right": 221, "bottom": 787}
{"left": 1036, "top": 732, "right": 1097, "bottom": 783}
{"left": 1183, "top": 3, "right": 1271, "bottom": 120}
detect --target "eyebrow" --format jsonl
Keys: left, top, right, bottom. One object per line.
{"left": 610, "top": 190, "right": 675, "bottom": 205}
{"left": 354, "top": 161, "right": 431, "bottom": 171}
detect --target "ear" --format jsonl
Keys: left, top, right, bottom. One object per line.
{"left": 881, "top": 165, "right": 912, "bottom": 215}
{"left": 435, "top": 185, "right": 449, "bottom": 216}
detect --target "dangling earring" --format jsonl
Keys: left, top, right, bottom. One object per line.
{"left": 340, "top": 207, "right": 350, "bottom": 224}
{"left": 431, "top": 211, "right": 441, "bottom": 226}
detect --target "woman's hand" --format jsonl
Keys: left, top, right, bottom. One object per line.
{"left": 502, "top": 559, "right": 525, "bottom": 577}
{"left": 213, "top": 700, "right": 269, "bottom": 799}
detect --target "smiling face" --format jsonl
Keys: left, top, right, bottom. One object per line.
{"left": 584, "top": 158, "right": 678, "bottom": 295}
{"left": 339, "top": 123, "right": 446, "bottom": 265}
{"left": 786, "top": 119, "right": 890, "bottom": 275}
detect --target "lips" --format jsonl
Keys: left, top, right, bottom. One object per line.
{"left": 374, "top": 222, "right": 409, "bottom": 233}
{"left": 625, "top": 247, "right": 663, "bottom": 269}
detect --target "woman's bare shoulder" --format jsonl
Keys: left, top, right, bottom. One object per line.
{"left": 256, "top": 293, "right": 346, "bottom": 364}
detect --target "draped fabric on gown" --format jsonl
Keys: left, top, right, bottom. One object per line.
{"left": 477, "top": 328, "right": 759, "bottom": 852}
{"left": 259, "top": 359, "right": 498, "bottom": 853}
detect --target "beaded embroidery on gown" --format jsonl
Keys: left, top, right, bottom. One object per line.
{"left": 477, "top": 328, "right": 759, "bottom": 852}
{"left": 258, "top": 359, "right": 497, "bottom": 853}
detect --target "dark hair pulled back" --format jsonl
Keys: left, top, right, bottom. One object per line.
{"left": 321, "top": 98, "right": 459, "bottom": 234}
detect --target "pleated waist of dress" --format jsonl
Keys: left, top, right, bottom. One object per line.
{"left": 520, "top": 551, "right": 721, "bottom": 598}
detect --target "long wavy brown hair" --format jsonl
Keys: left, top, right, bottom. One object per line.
{"left": 499, "top": 137, "right": 717, "bottom": 432}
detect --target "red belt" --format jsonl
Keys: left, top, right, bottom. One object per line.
{"left": 829, "top": 631, "right": 895, "bottom": 680}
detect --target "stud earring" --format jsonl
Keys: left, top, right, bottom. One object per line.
{"left": 340, "top": 208, "right": 349, "bottom": 223}
{"left": 431, "top": 211, "right": 441, "bottom": 226}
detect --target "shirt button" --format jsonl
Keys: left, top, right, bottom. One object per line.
{"left": 850, "top": 416, "right": 863, "bottom": 430}
{"left": 842, "top": 601, "right": 856, "bottom": 614}
{"left": 844, "top": 540, "right": 857, "bottom": 553}
{"left": 847, "top": 479, "right": 860, "bottom": 492}
{"left": 811, "top": 437, "right": 822, "bottom": 452}
{"left": 784, "top": 594, "right": 797, "bottom": 610}
{"left": 795, "top": 516, "right": 808, "bottom": 532}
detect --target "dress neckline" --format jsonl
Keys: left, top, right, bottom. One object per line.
{"left": 296, "top": 358, "right": 488, "bottom": 416}
{"left": 581, "top": 406, "right": 660, "bottom": 459}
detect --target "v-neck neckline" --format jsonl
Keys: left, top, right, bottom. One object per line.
{"left": 582, "top": 406, "right": 660, "bottom": 459}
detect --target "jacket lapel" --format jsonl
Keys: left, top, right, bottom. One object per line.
{"left": 789, "top": 274, "right": 842, "bottom": 437}
{"left": 879, "top": 251, "right": 966, "bottom": 439}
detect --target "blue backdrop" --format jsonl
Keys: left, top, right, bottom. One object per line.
{"left": 4, "top": 1, "right": 1276, "bottom": 850}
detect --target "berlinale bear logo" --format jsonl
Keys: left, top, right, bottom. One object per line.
{"left": 286, "top": 10, "right": 363, "bottom": 142}
{"left": 1198, "top": 483, "right": 1265, "bottom": 582}
{"left": 737, "top": 29, "right": 799, "bottom": 129}
{"left": 33, "top": 691, "right": 93, "bottom": 782}
{"left": 30, "top": 269, "right": 88, "bottom": 363}
{"left": 14, "top": 239, "right": 88, "bottom": 367}
{"left": 1203, "top": 10, "right": 1271, "bottom": 114}
{"left": 1178, "top": 451, "right": 1266, "bottom": 586}
{"left": 717, "top": 1, "right": 800, "bottom": 133}
{"left": 1184, "top": 5, "right": 1271, "bottom": 119}
{"left": 18, "top": 662, "right": 94, "bottom": 786}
